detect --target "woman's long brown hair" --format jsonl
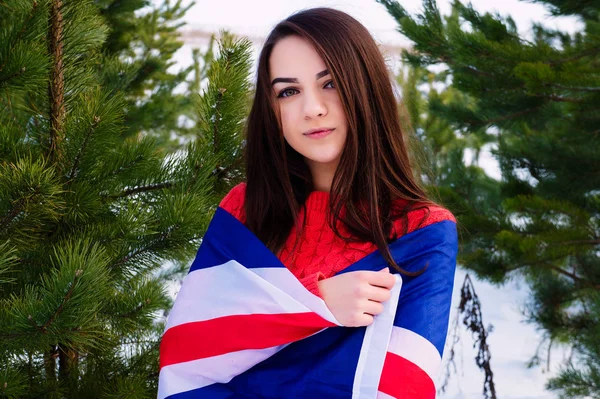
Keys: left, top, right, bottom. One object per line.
{"left": 244, "top": 7, "right": 437, "bottom": 275}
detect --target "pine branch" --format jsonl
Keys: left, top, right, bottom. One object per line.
{"left": 108, "top": 181, "right": 174, "bottom": 199}
{"left": 0, "top": 272, "right": 86, "bottom": 351}
{"left": 427, "top": 51, "right": 495, "bottom": 78}
{"left": 186, "top": 90, "right": 228, "bottom": 197}
{"left": 67, "top": 116, "right": 101, "bottom": 182}
{"left": 557, "top": 239, "right": 600, "bottom": 246}
{"left": 110, "top": 246, "right": 152, "bottom": 270}
{"left": 8, "top": 268, "right": 83, "bottom": 384}
{"left": 118, "top": 299, "right": 152, "bottom": 319}
{"left": 0, "top": 66, "right": 27, "bottom": 85}
{"left": 548, "top": 47, "right": 600, "bottom": 66}
{"left": 0, "top": 1, "right": 39, "bottom": 74}
{"left": 0, "top": 197, "right": 26, "bottom": 234}
{"left": 118, "top": 338, "right": 159, "bottom": 346}
{"left": 536, "top": 94, "right": 584, "bottom": 103}
{"left": 213, "top": 87, "right": 225, "bottom": 156}
{"left": 0, "top": 91, "right": 20, "bottom": 127}
{"left": 186, "top": 160, "right": 202, "bottom": 195}
{"left": 546, "top": 83, "right": 600, "bottom": 93}
{"left": 506, "top": 260, "right": 600, "bottom": 290}
{"left": 538, "top": 261, "right": 599, "bottom": 289}
{"left": 0, "top": 324, "right": 85, "bottom": 341}
{"left": 109, "top": 227, "right": 178, "bottom": 270}
{"left": 39, "top": 269, "right": 83, "bottom": 333}
{"left": 47, "top": 0, "right": 66, "bottom": 165}
{"left": 473, "top": 105, "right": 544, "bottom": 126}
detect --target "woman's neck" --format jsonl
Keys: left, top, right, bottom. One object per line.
{"left": 306, "top": 158, "right": 340, "bottom": 192}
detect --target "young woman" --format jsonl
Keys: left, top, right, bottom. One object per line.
{"left": 223, "top": 8, "right": 456, "bottom": 326}
{"left": 159, "top": 7, "right": 457, "bottom": 399}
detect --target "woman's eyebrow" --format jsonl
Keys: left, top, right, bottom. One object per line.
{"left": 271, "top": 69, "right": 330, "bottom": 86}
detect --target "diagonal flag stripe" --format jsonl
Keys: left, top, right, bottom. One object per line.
{"left": 160, "top": 312, "right": 335, "bottom": 368}
{"left": 378, "top": 352, "right": 436, "bottom": 399}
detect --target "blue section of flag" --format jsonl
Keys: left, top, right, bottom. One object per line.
{"left": 190, "top": 207, "right": 284, "bottom": 272}
{"left": 340, "top": 220, "right": 457, "bottom": 356}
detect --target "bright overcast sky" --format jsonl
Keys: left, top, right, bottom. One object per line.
{"left": 163, "top": 1, "right": 583, "bottom": 398}
{"left": 187, "top": 0, "right": 581, "bottom": 46}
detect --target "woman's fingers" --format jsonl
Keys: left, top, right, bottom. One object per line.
{"left": 367, "top": 286, "right": 392, "bottom": 303}
{"left": 318, "top": 269, "right": 398, "bottom": 327}
{"left": 359, "top": 269, "right": 396, "bottom": 289}
{"left": 353, "top": 313, "right": 375, "bottom": 327}
{"left": 363, "top": 299, "right": 385, "bottom": 316}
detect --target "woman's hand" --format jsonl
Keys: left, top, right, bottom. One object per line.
{"left": 317, "top": 268, "right": 396, "bottom": 327}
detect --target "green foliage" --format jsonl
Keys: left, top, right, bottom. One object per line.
{"left": 95, "top": 0, "right": 214, "bottom": 151}
{"left": 196, "top": 31, "right": 253, "bottom": 194}
{"left": 0, "top": 0, "right": 252, "bottom": 396}
{"left": 379, "top": 0, "right": 600, "bottom": 396}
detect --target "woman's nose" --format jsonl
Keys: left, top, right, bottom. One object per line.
{"left": 303, "top": 90, "right": 328, "bottom": 119}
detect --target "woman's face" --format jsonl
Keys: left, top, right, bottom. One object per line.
{"left": 269, "top": 35, "right": 348, "bottom": 174}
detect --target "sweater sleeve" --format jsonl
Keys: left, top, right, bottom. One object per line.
{"left": 218, "top": 182, "right": 247, "bottom": 224}
{"left": 299, "top": 271, "right": 326, "bottom": 297}
{"left": 378, "top": 212, "right": 458, "bottom": 399}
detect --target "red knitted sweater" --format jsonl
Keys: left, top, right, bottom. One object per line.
{"left": 219, "top": 183, "right": 456, "bottom": 297}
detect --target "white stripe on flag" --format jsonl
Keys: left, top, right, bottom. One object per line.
{"left": 388, "top": 326, "right": 442, "bottom": 386}
{"left": 166, "top": 261, "right": 340, "bottom": 330}
{"left": 158, "top": 344, "right": 289, "bottom": 399}
{"left": 252, "top": 267, "right": 340, "bottom": 324}
{"left": 352, "top": 275, "right": 403, "bottom": 399}
{"left": 376, "top": 392, "right": 396, "bottom": 399}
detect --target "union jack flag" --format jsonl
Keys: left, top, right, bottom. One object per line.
{"left": 158, "top": 206, "right": 457, "bottom": 398}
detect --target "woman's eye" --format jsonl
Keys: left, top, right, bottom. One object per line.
{"left": 324, "top": 80, "right": 335, "bottom": 89}
{"left": 278, "top": 88, "right": 298, "bottom": 98}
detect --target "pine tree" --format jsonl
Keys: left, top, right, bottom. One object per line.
{"left": 396, "top": 65, "right": 500, "bottom": 398}
{"left": 0, "top": 0, "right": 251, "bottom": 396}
{"left": 379, "top": 0, "right": 600, "bottom": 397}
{"left": 96, "top": 0, "right": 211, "bottom": 151}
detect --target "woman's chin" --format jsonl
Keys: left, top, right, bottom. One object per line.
{"left": 304, "top": 154, "right": 342, "bottom": 167}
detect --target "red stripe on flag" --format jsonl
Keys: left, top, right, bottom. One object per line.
{"left": 378, "top": 352, "right": 436, "bottom": 399}
{"left": 160, "top": 312, "right": 335, "bottom": 368}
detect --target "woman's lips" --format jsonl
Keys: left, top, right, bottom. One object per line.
{"left": 303, "top": 128, "right": 334, "bottom": 139}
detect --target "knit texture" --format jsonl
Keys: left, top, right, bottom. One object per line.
{"left": 219, "top": 183, "right": 456, "bottom": 296}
